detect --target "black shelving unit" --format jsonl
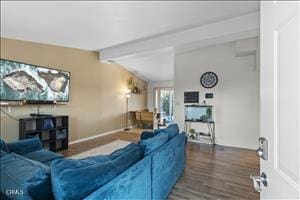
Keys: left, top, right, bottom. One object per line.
{"left": 19, "top": 115, "right": 69, "bottom": 152}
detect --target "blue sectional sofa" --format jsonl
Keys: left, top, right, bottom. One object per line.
{"left": 0, "top": 124, "right": 186, "bottom": 200}
{"left": 1, "top": 137, "right": 63, "bottom": 200}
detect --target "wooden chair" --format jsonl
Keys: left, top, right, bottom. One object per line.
{"left": 135, "top": 111, "right": 142, "bottom": 128}
{"left": 140, "top": 112, "right": 154, "bottom": 129}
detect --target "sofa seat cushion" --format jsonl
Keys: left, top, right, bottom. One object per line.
{"left": 51, "top": 143, "right": 143, "bottom": 200}
{"left": 7, "top": 137, "right": 43, "bottom": 155}
{"left": 139, "top": 133, "right": 169, "bottom": 156}
{"left": 1, "top": 153, "right": 53, "bottom": 200}
{"left": 23, "top": 149, "right": 63, "bottom": 165}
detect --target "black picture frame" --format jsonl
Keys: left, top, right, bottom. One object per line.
{"left": 184, "top": 91, "right": 199, "bottom": 103}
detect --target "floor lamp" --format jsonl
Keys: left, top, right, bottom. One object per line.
{"left": 124, "top": 92, "right": 131, "bottom": 131}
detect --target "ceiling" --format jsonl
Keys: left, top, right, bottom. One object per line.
{"left": 1, "top": 1, "right": 259, "bottom": 82}
{"left": 115, "top": 47, "right": 174, "bottom": 82}
{"left": 1, "top": 1, "right": 259, "bottom": 50}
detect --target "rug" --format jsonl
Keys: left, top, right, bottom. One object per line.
{"left": 69, "top": 140, "right": 132, "bottom": 159}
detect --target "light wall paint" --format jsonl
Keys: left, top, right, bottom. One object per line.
{"left": 147, "top": 81, "right": 174, "bottom": 112}
{"left": 0, "top": 38, "right": 147, "bottom": 142}
{"left": 174, "top": 42, "right": 259, "bottom": 149}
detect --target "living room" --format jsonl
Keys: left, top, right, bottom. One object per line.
{"left": 1, "top": 1, "right": 300, "bottom": 200}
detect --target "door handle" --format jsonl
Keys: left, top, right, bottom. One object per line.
{"left": 250, "top": 172, "right": 267, "bottom": 192}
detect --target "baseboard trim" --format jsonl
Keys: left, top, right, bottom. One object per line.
{"left": 217, "top": 142, "right": 256, "bottom": 150}
{"left": 69, "top": 128, "right": 124, "bottom": 145}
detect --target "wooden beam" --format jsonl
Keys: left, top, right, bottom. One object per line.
{"left": 99, "top": 12, "right": 259, "bottom": 61}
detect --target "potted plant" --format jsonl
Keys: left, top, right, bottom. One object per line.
{"left": 189, "top": 128, "right": 197, "bottom": 139}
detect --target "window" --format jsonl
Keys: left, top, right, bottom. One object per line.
{"left": 154, "top": 88, "right": 174, "bottom": 123}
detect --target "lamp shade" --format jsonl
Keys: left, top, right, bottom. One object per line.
{"left": 126, "top": 93, "right": 131, "bottom": 98}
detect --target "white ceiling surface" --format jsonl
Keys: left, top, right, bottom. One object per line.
{"left": 115, "top": 48, "right": 174, "bottom": 82}
{"left": 1, "top": 1, "right": 260, "bottom": 82}
{"left": 2, "top": 1, "right": 259, "bottom": 50}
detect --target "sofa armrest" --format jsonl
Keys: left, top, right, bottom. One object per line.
{"left": 181, "top": 131, "right": 188, "bottom": 143}
{"left": 150, "top": 133, "right": 186, "bottom": 199}
{"left": 7, "top": 137, "right": 43, "bottom": 155}
{"left": 84, "top": 156, "right": 152, "bottom": 200}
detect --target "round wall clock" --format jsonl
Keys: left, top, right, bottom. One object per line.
{"left": 200, "top": 72, "right": 218, "bottom": 88}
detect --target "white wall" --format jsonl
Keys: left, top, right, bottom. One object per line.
{"left": 174, "top": 42, "right": 259, "bottom": 149}
{"left": 147, "top": 81, "right": 174, "bottom": 111}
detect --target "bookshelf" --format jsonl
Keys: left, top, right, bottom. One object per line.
{"left": 19, "top": 115, "right": 69, "bottom": 152}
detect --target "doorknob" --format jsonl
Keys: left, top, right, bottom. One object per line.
{"left": 250, "top": 172, "right": 267, "bottom": 192}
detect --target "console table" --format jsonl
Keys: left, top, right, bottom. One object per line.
{"left": 19, "top": 115, "right": 69, "bottom": 152}
{"left": 184, "top": 120, "right": 215, "bottom": 144}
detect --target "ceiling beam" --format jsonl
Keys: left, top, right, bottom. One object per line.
{"left": 99, "top": 11, "right": 259, "bottom": 61}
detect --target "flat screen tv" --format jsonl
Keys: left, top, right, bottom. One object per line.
{"left": 185, "top": 105, "right": 213, "bottom": 122}
{"left": 0, "top": 59, "right": 70, "bottom": 102}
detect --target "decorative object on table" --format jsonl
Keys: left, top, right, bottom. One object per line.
{"left": 184, "top": 91, "right": 199, "bottom": 103}
{"left": 199, "top": 107, "right": 212, "bottom": 122}
{"left": 124, "top": 92, "right": 132, "bottom": 131}
{"left": 200, "top": 72, "right": 218, "bottom": 88}
{"left": 184, "top": 105, "right": 213, "bottom": 122}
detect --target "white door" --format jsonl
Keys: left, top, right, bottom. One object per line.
{"left": 260, "top": 1, "right": 300, "bottom": 199}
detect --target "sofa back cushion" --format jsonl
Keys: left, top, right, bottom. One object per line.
{"left": 140, "top": 130, "right": 155, "bottom": 140}
{"left": 51, "top": 143, "right": 138, "bottom": 173}
{"left": 51, "top": 143, "right": 143, "bottom": 200}
{"left": 140, "top": 124, "right": 180, "bottom": 141}
{"left": 7, "top": 137, "right": 43, "bottom": 155}
{"left": 139, "top": 133, "right": 169, "bottom": 156}
{"left": 1, "top": 152, "right": 53, "bottom": 200}
{"left": 160, "top": 124, "right": 180, "bottom": 140}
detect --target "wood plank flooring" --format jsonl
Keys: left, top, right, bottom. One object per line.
{"left": 61, "top": 130, "right": 259, "bottom": 200}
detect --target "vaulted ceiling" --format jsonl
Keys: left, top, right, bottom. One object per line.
{"left": 1, "top": 1, "right": 260, "bottom": 82}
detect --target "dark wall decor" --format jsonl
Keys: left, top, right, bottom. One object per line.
{"left": 200, "top": 72, "right": 218, "bottom": 88}
{"left": 1, "top": 59, "right": 70, "bottom": 102}
{"left": 205, "top": 93, "right": 214, "bottom": 99}
{"left": 184, "top": 91, "right": 199, "bottom": 103}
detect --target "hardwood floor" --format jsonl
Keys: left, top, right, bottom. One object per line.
{"left": 170, "top": 142, "right": 259, "bottom": 200}
{"left": 61, "top": 130, "right": 259, "bottom": 200}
